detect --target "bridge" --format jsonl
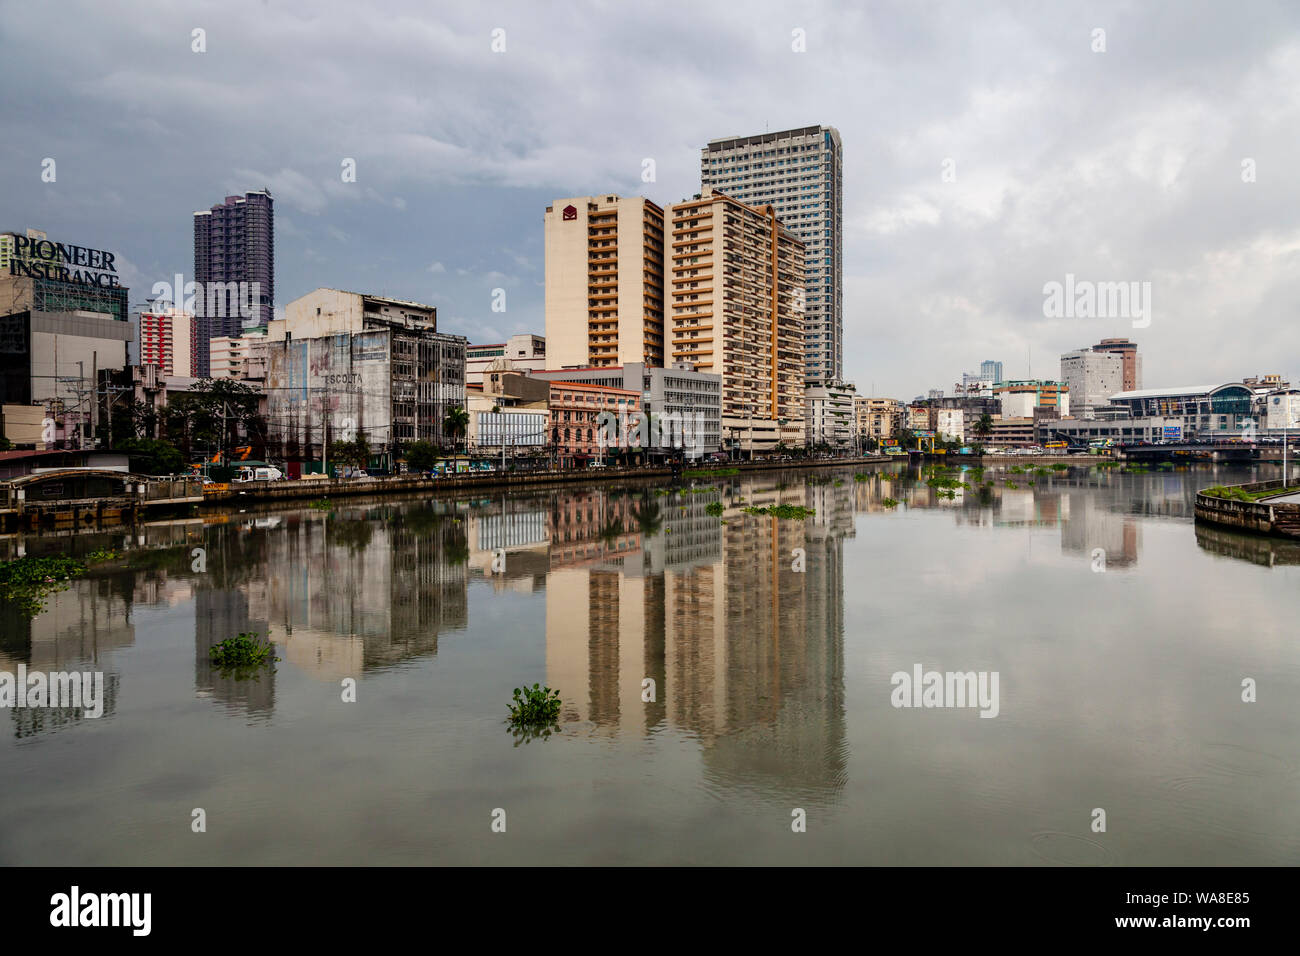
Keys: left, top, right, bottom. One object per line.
{"left": 1118, "top": 442, "right": 1258, "bottom": 463}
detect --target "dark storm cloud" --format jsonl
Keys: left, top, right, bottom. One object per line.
{"left": 1, "top": 0, "right": 1297, "bottom": 395}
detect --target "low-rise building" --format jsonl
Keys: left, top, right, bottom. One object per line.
{"left": 854, "top": 396, "right": 901, "bottom": 443}
{"left": 935, "top": 408, "right": 965, "bottom": 444}
{"left": 532, "top": 361, "right": 721, "bottom": 459}
{"left": 995, "top": 380, "right": 1070, "bottom": 419}
{"left": 466, "top": 334, "right": 546, "bottom": 385}
{"left": 548, "top": 381, "right": 640, "bottom": 468}
{"left": 805, "top": 381, "right": 856, "bottom": 450}
{"left": 209, "top": 331, "right": 265, "bottom": 380}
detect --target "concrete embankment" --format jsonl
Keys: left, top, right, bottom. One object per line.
{"left": 1194, "top": 478, "right": 1300, "bottom": 539}
{"left": 203, "top": 456, "right": 894, "bottom": 507}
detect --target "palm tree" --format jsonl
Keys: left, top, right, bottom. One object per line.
{"left": 632, "top": 499, "right": 663, "bottom": 537}
{"left": 975, "top": 414, "right": 994, "bottom": 440}
{"left": 443, "top": 406, "right": 470, "bottom": 455}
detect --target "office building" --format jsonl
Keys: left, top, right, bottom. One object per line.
{"left": 0, "top": 232, "right": 132, "bottom": 444}
{"left": 980, "top": 359, "right": 1004, "bottom": 384}
{"left": 701, "top": 125, "right": 842, "bottom": 385}
{"left": 193, "top": 190, "right": 274, "bottom": 375}
{"left": 669, "top": 189, "right": 806, "bottom": 453}
{"left": 1060, "top": 348, "right": 1124, "bottom": 420}
{"left": 1091, "top": 338, "right": 1141, "bottom": 391}
{"left": 544, "top": 195, "right": 666, "bottom": 369}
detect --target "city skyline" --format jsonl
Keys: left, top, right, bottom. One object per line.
{"left": 2, "top": 1, "right": 1298, "bottom": 400}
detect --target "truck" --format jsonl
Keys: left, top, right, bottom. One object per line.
{"left": 234, "top": 465, "right": 285, "bottom": 482}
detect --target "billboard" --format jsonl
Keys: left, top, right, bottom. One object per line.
{"left": 1162, "top": 425, "right": 1182, "bottom": 440}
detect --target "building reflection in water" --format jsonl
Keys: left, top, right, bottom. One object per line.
{"left": 546, "top": 474, "right": 850, "bottom": 800}
{"left": 0, "top": 580, "right": 127, "bottom": 737}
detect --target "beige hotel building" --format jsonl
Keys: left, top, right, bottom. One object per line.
{"left": 669, "top": 189, "right": 806, "bottom": 453}
{"left": 544, "top": 195, "right": 666, "bottom": 369}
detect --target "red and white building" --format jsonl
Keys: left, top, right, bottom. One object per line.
{"left": 137, "top": 308, "right": 194, "bottom": 377}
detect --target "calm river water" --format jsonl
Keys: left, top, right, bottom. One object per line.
{"left": 2, "top": 462, "right": 1298, "bottom": 865}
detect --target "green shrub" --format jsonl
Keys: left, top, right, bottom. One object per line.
{"left": 705, "top": 501, "right": 724, "bottom": 517}
{"left": 507, "top": 684, "right": 562, "bottom": 727}
{"left": 741, "top": 504, "right": 815, "bottom": 520}
{"left": 0, "top": 555, "right": 87, "bottom": 616}
{"left": 210, "top": 632, "right": 279, "bottom": 668}
{"left": 881, "top": 497, "right": 900, "bottom": 508}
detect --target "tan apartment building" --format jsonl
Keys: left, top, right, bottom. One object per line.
{"left": 544, "top": 195, "right": 666, "bottom": 369}
{"left": 668, "top": 189, "right": 806, "bottom": 453}
{"left": 855, "top": 396, "right": 901, "bottom": 441}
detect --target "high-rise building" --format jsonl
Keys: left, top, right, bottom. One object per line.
{"left": 668, "top": 189, "right": 806, "bottom": 453}
{"left": 980, "top": 359, "right": 1004, "bottom": 384}
{"left": 544, "top": 195, "right": 665, "bottom": 369}
{"left": 701, "top": 125, "right": 842, "bottom": 385}
{"left": 1091, "top": 338, "right": 1140, "bottom": 391}
{"left": 136, "top": 308, "right": 194, "bottom": 377}
{"left": 192, "top": 189, "right": 274, "bottom": 376}
{"left": 1060, "top": 348, "right": 1124, "bottom": 419}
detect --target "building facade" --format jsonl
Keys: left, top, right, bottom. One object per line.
{"left": 805, "top": 381, "right": 856, "bottom": 449}
{"left": 137, "top": 308, "right": 194, "bottom": 377}
{"left": 264, "top": 289, "right": 466, "bottom": 464}
{"left": 980, "top": 359, "right": 1004, "bottom": 384}
{"left": 531, "top": 361, "right": 722, "bottom": 458}
{"left": 466, "top": 334, "right": 546, "bottom": 385}
{"left": 1060, "top": 348, "right": 1124, "bottom": 420}
{"left": 548, "top": 381, "right": 641, "bottom": 467}
{"left": 995, "top": 380, "right": 1070, "bottom": 419}
{"left": 0, "top": 237, "right": 132, "bottom": 446}
{"left": 544, "top": 195, "right": 665, "bottom": 369}
{"left": 193, "top": 190, "right": 274, "bottom": 375}
{"left": 854, "top": 396, "right": 901, "bottom": 442}
{"left": 669, "top": 189, "right": 806, "bottom": 454}
{"left": 701, "top": 125, "right": 842, "bottom": 385}
{"left": 1091, "top": 337, "right": 1141, "bottom": 392}
{"left": 935, "top": 408, "right": 966, "bottom": 443}
{"left": 208, "top": 332, "right": 263, "bottom": 380}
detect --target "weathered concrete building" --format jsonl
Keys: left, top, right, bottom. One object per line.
{"left": 264, "top": 289, "right": 466, "bottom": 466}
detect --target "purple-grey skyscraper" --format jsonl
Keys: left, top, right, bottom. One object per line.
{"left": 192, "top": 189, "right": 274, "bottom": 376}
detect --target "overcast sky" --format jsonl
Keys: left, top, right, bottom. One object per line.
{"left": 2, "top": 0, "right": 1297, "bottom": 398}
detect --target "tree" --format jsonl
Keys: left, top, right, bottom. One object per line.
{"left": 975, "top": 414, "right": 994, "bottom": 440}
{"left": 118, "top": 437, "right": 184, "bottom": 475}
{"left": 405, "top": 439, "right": 439, "bottom": 473}
{"left": 442, "top": 406, "right": 469, "bottom": 453}
{"left": 329, "top": 437, "right": 370, "bottom": 472}
{"left": 164, "top": 378, "right": 264, "bottom": 461}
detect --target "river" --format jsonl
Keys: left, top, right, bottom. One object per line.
{"left": 2, "top": 461, "right": 1298, "bottom": 864}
